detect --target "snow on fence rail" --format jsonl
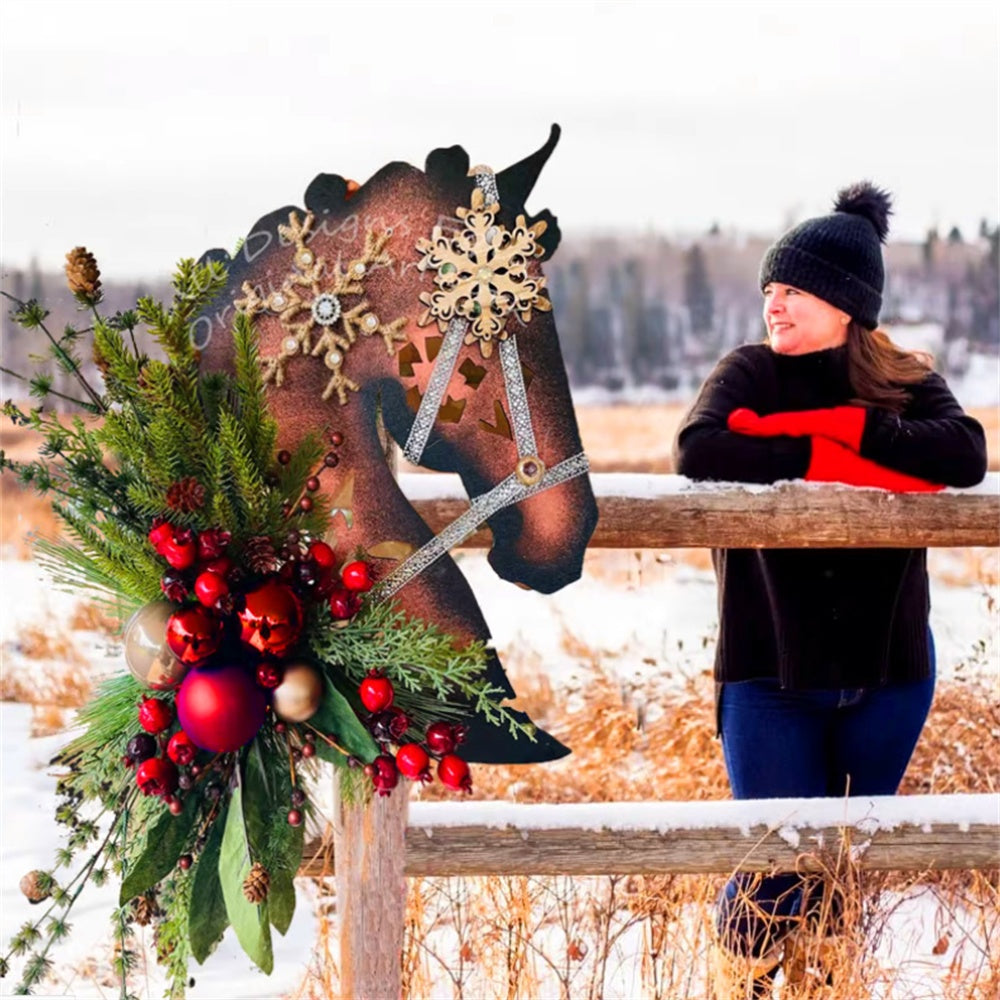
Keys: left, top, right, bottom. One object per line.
{"left": 403, "top": 471, "right": 1000, "bottom": 548}
{"left": 324, "top": 474, "right": 1000, "bottom": 998}
{"left": 301, "top": 794, "right": 1000, "bottom": 877}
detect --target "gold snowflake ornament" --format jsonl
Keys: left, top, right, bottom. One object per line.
{"left": 235, "top": 211, "right": 407, "bottom": 404}
{"left": 415, "top": 188, "right": 551, "bottom": 359}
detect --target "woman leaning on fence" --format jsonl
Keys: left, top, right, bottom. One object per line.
{"left": 672, "top": 183, "right": 988, "bottom": 998}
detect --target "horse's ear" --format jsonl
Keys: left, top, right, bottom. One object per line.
{"left": 425, "top": 143, "right": 472, "bottom": 192}
{"left": 305, "top": 173, "right": 350, "bottom": 213}
{"left": 495, "top": 123, "right": 561, "bottom": 210}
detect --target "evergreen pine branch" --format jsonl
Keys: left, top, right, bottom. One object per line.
{"left": 92, "top": 320, "right": 143, "bottom": 404}
{"left": 231, "top": 312, "right": 276, "bottom": 469}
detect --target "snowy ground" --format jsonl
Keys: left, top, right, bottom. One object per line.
{"left": 1, "top": 553, "right": 997, "bottom": 998}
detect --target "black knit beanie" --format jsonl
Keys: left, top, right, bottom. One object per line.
{"left": 759, "top": 182, "right": 893, "bottom": 330}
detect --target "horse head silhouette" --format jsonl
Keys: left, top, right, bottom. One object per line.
{"left": 196, "top": 125, "right": 597, "bottom": 762}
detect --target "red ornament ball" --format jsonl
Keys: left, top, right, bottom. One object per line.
{"left": 166, "top": 730, "right": 197, "bottom": 766}
{"left": 437, "top": 754, "right": 472, "bottom": 793}
{"left": 166, "top": 606, "right": 223, "bottom": 666}
{"left": 395, "top": 743, "right": 431, "bottom": 781}
{"left": 138, "top": 697, "right": 173, "bottom": 734}
{"left": 176, "top": 664, "right": 267, "bottom": 753}
{"left": 194, "top": 570, "right": 230, "bottom": 609}
{"left": 359, "top": 670, "right": 394, "bottom": 713}
{"left": 238, "top": 579, "right": 303, "bottom": 657}
{"left": 136, "top": 757, "right": 179, "bottom": 797}
{"left": 341, "top": 560, "right": 373, "bottom": 592}
{"left": 287, "top": 809, "right": 303, "bottom": 827}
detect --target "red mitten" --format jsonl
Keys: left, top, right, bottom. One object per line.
{"left": 805, "top": 437, "right": 943, "bottom": 492}
{"left": 728, "top": 406, "right": 867, "bottom": 451}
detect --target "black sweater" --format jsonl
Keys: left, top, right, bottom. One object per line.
{"left": 673, "top": 344, "right": 988, "bottom": 691}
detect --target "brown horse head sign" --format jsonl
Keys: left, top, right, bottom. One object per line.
{"left": 196, "top": 125, "right": 598, "bottom": 762}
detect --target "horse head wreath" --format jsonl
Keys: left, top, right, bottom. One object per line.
{"left": 196, "top": 125, "right": 598, "bottom": 763}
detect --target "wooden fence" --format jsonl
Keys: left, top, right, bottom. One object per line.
{"left": 319, "top": 473, "right": 1000, "bottom": 999}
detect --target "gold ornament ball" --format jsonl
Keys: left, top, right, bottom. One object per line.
{"left": 271, "top": 662, "right": 323, "bottom": 722}
{"left": 123, "top": 602, "right": 189, "bottom": 691}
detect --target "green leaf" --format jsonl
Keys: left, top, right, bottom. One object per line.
{"left": 119, "top": 796, "right": 199, "bottom": 905}
{"left": 188, "top": 810, "right": 229, "bottom": 964}
{"left": 219, "top": 774, "right": 273, "bottom": 974}
{"left": 268, "top": 871, "right": 296, "bottom": 936}
{"left": 310, "top": 675, "right": 379, "bottom": 764}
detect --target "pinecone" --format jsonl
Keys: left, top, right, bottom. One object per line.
{"left": 131, "top": 891, "right": 161, "bottom": 926}
{"left": 19, "top": 870, "right": 52, "bottom": 904}
{"left": 166, "top": 477, "right": 206, "bottom": 513}
{"left": 65, "top": 247, "right": 102, "bottom": 303}
{"left": 244, "top": 535, "right": 279, "bottom": 575}
{"left": 242, "top": 862, "right": 270, "bottom": 904}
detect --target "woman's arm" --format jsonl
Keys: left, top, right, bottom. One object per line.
{"left": 859, "top": 372, "right": 988, "bottom": 488}
{"left": 673, "top": 347, "right": 811, "bottom": 484}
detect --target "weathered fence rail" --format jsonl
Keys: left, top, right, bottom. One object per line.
{"left": 402, "top": 472, "right": 1000, "bottom": 548}
{"left": 303, "top": 794, "right": 1000, "bottom": 876}
{"left": 323, "top": 473, "right": 1000, "bottom": 998}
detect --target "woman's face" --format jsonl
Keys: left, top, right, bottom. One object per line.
{"left": 762, "top": 282, "right": 851, "bottom": 355}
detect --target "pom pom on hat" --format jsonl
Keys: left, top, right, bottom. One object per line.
{"left": 834, "top": 182, "right": 893, "bottom": 243}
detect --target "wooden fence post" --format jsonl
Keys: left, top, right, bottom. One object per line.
{"left": 332, "top": 410, "right": 407, "bottom": 1000}
{"left": 333, "top": 776, "right": 409, "bottom": 999}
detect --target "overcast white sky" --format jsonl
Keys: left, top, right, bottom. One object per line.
{"left": 1, "top": 0, "right": 997, "bottom": 278}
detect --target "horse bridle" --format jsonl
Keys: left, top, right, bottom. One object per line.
{"left": 372, "top": 169, "right": 590, "bottom": 602}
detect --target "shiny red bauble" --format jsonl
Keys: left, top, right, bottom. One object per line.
{"left": 166, "top": 730, "right": 197, "bottom": 766}
{"left": 437, "top": 754, "right": 472, "bottom": 793}
{"left": 194, "top": 570, "right": 230, "bottom": 609}
{"left": 341, "top": 560, "right": 373, "bottom": 592}
{"left": 136, "top": 757, "right": 179, "bottom": 797}
{"left": 138, "top": 697, "right": 173, "bottom": 734}
{"left": 359, "top": 670, "right": 394, "bottom": 713}
{"left": 176, "top": 664, "right": 267, "bottom": 753}
{"left": 395, "top": 743, "right": 431, "bottom": 781}
{"left": 166, "top": 605, "right": 223, "bottom": 666}
{"left": 238, "top": 578, "right": 303, "bottom": 657}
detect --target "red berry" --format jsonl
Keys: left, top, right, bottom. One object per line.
{"left": 166, "top": 731, "right": 196, "bottom": 766}
{"left": 306, "top": 476, "right": 320, "bottom": 492}
{"left": 161, "top": 534, "right": 198, "bottom": 571}
{"left": 201, "top": 555, "right": 233, "bottom": 578}
{"left": 194, "top": 570, "right": 229, "bottom": 609}
{"left": 196, "top": 527, "right": 231, "bottom": 561}
{"left": 370, "top": 707, "right": 410, "bottom": 743}
{"left": 278, "top": 450, "right": 292, "bottom": 465}
{"left": 330, "top": 431, "right": 344, "bottom": 447}
{"left": 425, "top": 721, "right": 457, "bottom": 755}
{"left": 160, "top": 571, "right": 189, "bottom": 602}
{"left": 148, "top": 520, "right": 173, "bottom": 550}
{"left": 308, "top": 541, "right": 336, "bottom": 569}
{"left": 287, "top": 809, "right": 303, "bottom": 827}
{"left": 359, "top": 670, "right": 394, "bottom": 713}
{"left": 255, "top": 662, "right": 283, "bottom": 689}
{"left": 368, "top": 754, "right": 399, "bottom": 796}
{"left": 168, "top": 797, "right": 184, "bottom": 815}
{"left": 395, "top": 743, "right": 431, "bottom": 781}
{"left": 301, "top": 742, "right": 316, "bottom": 759}
{"left": 437, "top": 754, "right": 472, "bottom": 793}
{"left": 138, "top": 697, "right": 173, "bottom": 734}
{"left": 178, "top": 854, "right": 193, "bottom": 870}
{"left": 299, "top": 496, "right": 314, "bottom": 513}
{"left": 341, "top": 560, "right": 373, "bottom": 592}
{"left": 328, "top": 585, "right": 361, "bottom": 622}
{"left": 136, "top": 757, "right": 179, "bottom": 797}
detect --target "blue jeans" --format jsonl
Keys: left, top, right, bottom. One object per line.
{"left": 715, "top": 635, "right": 935, "bottom": 960}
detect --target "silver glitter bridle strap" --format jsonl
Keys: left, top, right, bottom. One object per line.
{"left": 375, "top": 170, "right": 589, "bottom": 602}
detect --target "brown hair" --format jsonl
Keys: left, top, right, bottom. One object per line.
{"left": 846, "top": 322, "right": 933, "bottom": 412}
